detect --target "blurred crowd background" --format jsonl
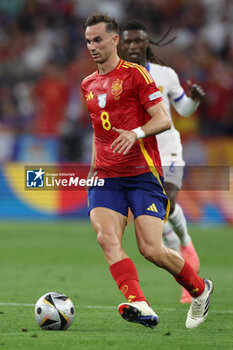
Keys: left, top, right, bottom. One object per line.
{"left": 0, "top": 0, "right": 232, "bottom": 165}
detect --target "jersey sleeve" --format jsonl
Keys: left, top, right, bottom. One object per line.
{"left": 80, "top": 80, "right": 86, "bottom": 99}
{"left": 81, "top": 79, "right": 94, "bottom": 128}
{"left": 133, "top": 65, "right": 163, "bottom": 110}
{"left": 166, "top": 67, "right": 185, "bottom": 102}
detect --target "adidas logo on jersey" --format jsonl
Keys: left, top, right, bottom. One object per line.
{"left": 147, "top": 203, "right": 158, "bottom": 212}
{"left": 86, "top": 91, "right": 94, "bottom": 101}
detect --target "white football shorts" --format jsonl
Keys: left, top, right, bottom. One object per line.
{"left": 162, "top": 153, "right": 185, "bottom": 189}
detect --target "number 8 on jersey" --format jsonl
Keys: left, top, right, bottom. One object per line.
{"left": 100, "top": 111, "right": 111, "bottom": 131}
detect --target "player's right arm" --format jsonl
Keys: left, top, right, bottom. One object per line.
{"left": 81, "top": 78, "right": 98, "bottom": 190}
{"left": 111, "top": 101, "right": 171, "bottom": 155}
{"left": 140, "top": 100, "right": 171, "bottom": 137}
{"left": 86, "top": 133, "right": 96, "bottom": 192}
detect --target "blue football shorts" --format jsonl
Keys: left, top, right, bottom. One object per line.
{"left": 88, "top": 172, "right": 169, "bottom": 221}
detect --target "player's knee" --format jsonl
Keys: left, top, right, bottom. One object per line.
{"left": 96, "top": 227, "right": 120, "bottom": 251}
{"left": 139, "top": 244, "right": 165, "bottom": 267}
{"left": 150, "top": 251, "right": 166, "bottom": 267}
{"left": 96, "top": 230, "right": 111, "bottom": 249}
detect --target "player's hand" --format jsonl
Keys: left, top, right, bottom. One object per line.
{"left": 186, "top": 80, "right": 205, "bottom": 102}
{"left": 110, "top": 127, "right": 137, "bottom": 155}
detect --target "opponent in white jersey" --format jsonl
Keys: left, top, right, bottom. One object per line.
{"left": 148, "top": 62, "right": 199, "bottom": 187}
{"left": 121, "top": 20, "right": 205, "bottom": 304}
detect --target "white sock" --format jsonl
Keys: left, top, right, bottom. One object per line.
{"left": 163, "top": 221, "right": 181, "bottom": 254}
{"left": 168, "top": 203, "right": 191, "bottom": 247}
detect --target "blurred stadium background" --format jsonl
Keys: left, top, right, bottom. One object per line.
{"left": 0, "top": 0, "right": 232, "bottom": 225}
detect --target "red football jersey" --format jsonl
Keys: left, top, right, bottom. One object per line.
{"left": 81, "top": 59, "right": 163, "bottom": 178}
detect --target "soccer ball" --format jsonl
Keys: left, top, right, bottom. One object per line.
{"left": 34, "top": 292, "right": 75, "bottom": 330}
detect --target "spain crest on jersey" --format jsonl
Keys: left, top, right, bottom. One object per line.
{"left": 111, "top": 79, "right": 123, "bottom": 99}
{"left": 97, "top": 93, "right": 107, "bottom": 108}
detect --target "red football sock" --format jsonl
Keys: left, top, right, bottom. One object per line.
{"left": 174, "top": 261, "right": 205, "bottom": 298}
{"left": 109, "top": 258, "right": 147, "bottom": 303}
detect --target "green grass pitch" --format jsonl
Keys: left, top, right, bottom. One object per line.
{"left": 0, "top": 221, "right": 232, "bottom": 350}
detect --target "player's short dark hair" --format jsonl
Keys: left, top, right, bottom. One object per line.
{"left": 85, "top": 13, "right": 119, "bottom": 34}
{"left": 121, "top": 20, "right": 148, "bottom": 34}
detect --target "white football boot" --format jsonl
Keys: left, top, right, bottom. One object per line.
{"left": 118, "top": 301, "right": 159, "bottom": 329}
{"left": 186, "top": 279, "right": 214, "bottom": 329}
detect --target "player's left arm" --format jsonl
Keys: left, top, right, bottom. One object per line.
{"left": 186, "top": 80, "right": 205, "bottom": 102}
{"left": 111, "top": 101, "right": 171, "bottom": 155}
{"left": 174, "top": 80, "right": 205, "bottom": 117}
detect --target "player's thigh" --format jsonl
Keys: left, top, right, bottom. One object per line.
{"left": 88, "top": 179, "right": 129, "bottom": 247}
{"left": 134, "top": 215, "right": 164, "bottom": 258}
{"left": 90, "top": 207, "right": 128, "bottom": 265}
{"left": 90, "top": 207, "right": 127, "bottom": 242}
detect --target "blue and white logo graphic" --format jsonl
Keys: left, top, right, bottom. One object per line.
{"left": 26, "top": 168, "right": 44, "bottom": 188}
{"left": 169, "top": 161, "right": 176, "bottom": 173}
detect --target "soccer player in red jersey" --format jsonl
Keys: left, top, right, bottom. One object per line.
{"left": 81, "top": 13, "right": 213, "bottom": 329}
